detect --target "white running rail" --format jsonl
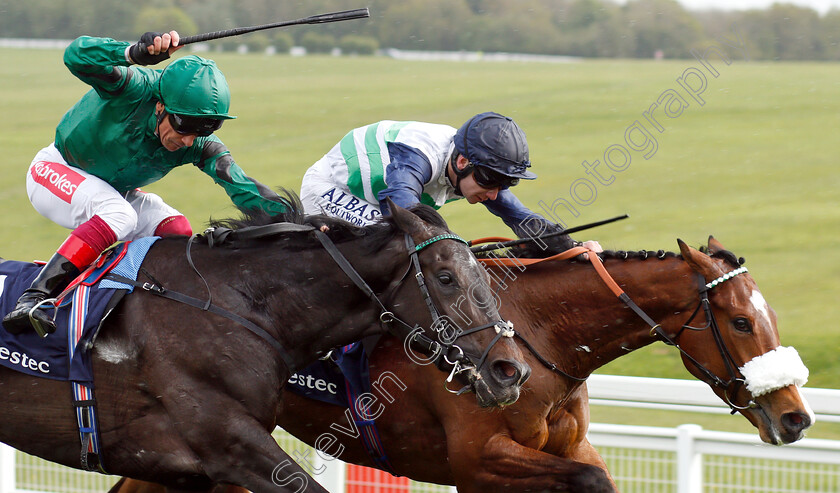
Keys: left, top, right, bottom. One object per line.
{"left": 1, "top": 375, "right": 838, "bottom": 493}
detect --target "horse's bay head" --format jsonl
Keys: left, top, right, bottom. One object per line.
{"left": 676, "top": 236, "right": 814, "bottom": 444}
{"left": 386, "top": 199, "right": 531, "bottom": 408}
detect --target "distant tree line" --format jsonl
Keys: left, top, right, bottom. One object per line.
{"left": 1, "top": 0, "right": 838, "bottom": 60}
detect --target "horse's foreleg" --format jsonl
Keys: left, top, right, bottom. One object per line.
{"left": 450, "top": 434, "right": 616, "bottom": 493}
{"left": 153, "top": 387, "right": 325, "bottom": 493}
{"left": 174, "top": 416, "right": 327, "bottom": 493}
{"left": 108, "top": 478, "right": 246, "bottom": 493}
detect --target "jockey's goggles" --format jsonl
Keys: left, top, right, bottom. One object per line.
{"left": 471, "top": 164, "right": 520, "bottom": 190}
{"left": 168, "top": 112, "right": 224, "bottom": 137}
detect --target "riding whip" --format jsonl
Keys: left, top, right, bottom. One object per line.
{"left": 469, "top": 214, "right": 629, "bottom": 254}
{"left": 179, "top": 8, "right": 371, "bottom": 45}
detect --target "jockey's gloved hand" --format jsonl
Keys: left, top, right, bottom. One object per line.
{"left": 129, "top": 32, "right": 171, "bottom": 66}
{"left": 539, "top": 222, "right": 577, "bottom": 252}
{"left": 512, "top": 221, "right": 576, "bottom": 255}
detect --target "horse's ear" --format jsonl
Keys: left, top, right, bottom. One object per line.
{"left": 386, "top": 198, "right": 425, "bottom": 237}
{"left": 706, "top": 235, "right": 726, "bottom": 255}
{"left": 678, "top": 238, "right": 714, "bottom": 274}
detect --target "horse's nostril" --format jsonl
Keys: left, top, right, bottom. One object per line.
{"left": 492, "top": 360, "right": 520, "bottom": 384}
{"left": 491, "top": 360, "right": 531, "bottom": 386}
{"left": 519, "top": 364, "right": 531, "bottom": 384}
{"left": 783, "top": 411, "right": 812, "bottom": 432}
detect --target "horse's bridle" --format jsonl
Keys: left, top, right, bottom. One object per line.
{"left": 315, "top": 230, "right": 516, "bottom": 392}
{"left": 579, "top": 252, "right": 757, "bottom": 412}
{"left": 474, "top": 244, "right": 757, "bottom": 412}
{"left": 579, "top": 251, "right": 756, "bottom": 412}
{"left": 404, "top": 233, "right": 517, "bottom": 393}
{"left": 649, "top": 267, "right": 756, "bottom": 412}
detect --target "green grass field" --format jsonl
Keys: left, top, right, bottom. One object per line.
{"left": 1, "top": 48, "right": 838, "bottom": 440}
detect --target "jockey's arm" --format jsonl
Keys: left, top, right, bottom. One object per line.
{"left": 376, "top": 143, "right": 433, "bottom": 215}
{"left": 194, "top": 138, "right": 289, "bottom": 215}
{"left": 483, "top": 190, "right": 580, "bottom": 250}
{"left": 63, "top": 36, "right": 137, "bottom": 99}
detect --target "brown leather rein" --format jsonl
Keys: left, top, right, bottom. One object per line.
{"left": 472, "top": 238, "right": 757, "bottom": 411}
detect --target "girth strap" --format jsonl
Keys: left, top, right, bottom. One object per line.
{"left": 103, "top": 272, "right": 296, "bottom": 373}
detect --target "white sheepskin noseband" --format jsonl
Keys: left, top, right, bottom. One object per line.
{"left": 739, "top": 346, "right": 809, "bottom": 397}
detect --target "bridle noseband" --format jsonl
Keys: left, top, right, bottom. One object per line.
{"left": 476, "top": 244, "right": 759, "bottom": 413}
{"left": 650, "top": 266, "right": 756, "bottom": 412}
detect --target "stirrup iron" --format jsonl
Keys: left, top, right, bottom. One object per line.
{"left": 28, "top": 297, "right": 57, "bottom": 338}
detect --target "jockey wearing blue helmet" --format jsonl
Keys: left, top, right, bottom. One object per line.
{"left": 300, "top": 112, "right": 602, "bottom": 253}
{"left": 450, "top": 112, "right": 537, "bottom": 196}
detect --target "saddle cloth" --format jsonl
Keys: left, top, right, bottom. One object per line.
{"left": 287, "top": 338, "right": 398, "bottom": 473}
{"left": 287, "top": 341, "right": 370, "bottom": 408}
{"left": 0, "top": 237, "right": 159, "bottom": 384}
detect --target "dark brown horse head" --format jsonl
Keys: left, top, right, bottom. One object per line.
{"left": 351, "top": 200, "right": 530, "bottom": 407}
{"left": 676, "top": 236, "right": 813, "bottom": 444}
{"left": 389, "top": 201, "right": 530, "bottom": 407}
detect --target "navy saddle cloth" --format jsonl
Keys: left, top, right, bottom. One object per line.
{"left": 287, "top": 340, "right": 372, "bottom": 408}
{"left": 0, "top": 237, "right": 158, "bottom": 384}
{"left": 0, "top": 235, "right": 372, "bottom": 401}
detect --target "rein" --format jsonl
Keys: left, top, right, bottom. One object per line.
{"left": 474, "top": 239, "right": 756, "bottom": 411}
{"left": 105, "top": 223, "right": 317, "bottom": 373}
{"left": 479, "top": 245, "right": 594, "bottom": 382}
{"left": 128, "top": 223, "right": 511, "bottom": 392}
{"left": 315, "top": 230, "right": 514, "bottom": 392}
{"left": 109, "top": 221, "right": 514, "bottom": 394}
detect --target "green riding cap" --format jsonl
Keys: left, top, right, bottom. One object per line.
{"left": 157, "top": 55, "right": 236, "bottom": 119}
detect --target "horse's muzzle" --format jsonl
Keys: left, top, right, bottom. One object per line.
{"left": 471, "top": 358, "right": 530, "bottom": 408}
{"left": 779, "top": 410, "right": 812, "bottom": 443}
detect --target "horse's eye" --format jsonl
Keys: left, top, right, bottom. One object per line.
{"left": 732, "top": 317, "right": 752, "bottom": 333}
{"left": 437, "top": 272, "right": 454, "bottom": 285}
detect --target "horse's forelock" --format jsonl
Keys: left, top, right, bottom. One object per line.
{"left": 699, "top": 246, "right": 745, "bottom": 268}
{"left": 406, "top": 204, "right": 449, "bottom": 230}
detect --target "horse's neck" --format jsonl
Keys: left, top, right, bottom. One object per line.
{"left": 510, "top": 256, "right": 698, "bottom": 376}
{"left": 272, "top": 244, "right": 400, "bottom": 354}
{"left": 158, "top": 239, "right": 394, "bottom": 368}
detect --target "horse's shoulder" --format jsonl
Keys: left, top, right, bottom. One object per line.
{"left": 542, "top": 401, "right": 589, "bottom": 453}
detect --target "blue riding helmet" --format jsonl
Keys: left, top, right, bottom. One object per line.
{"left": 454, "top": 112, "right": 537, "bottom": 180}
